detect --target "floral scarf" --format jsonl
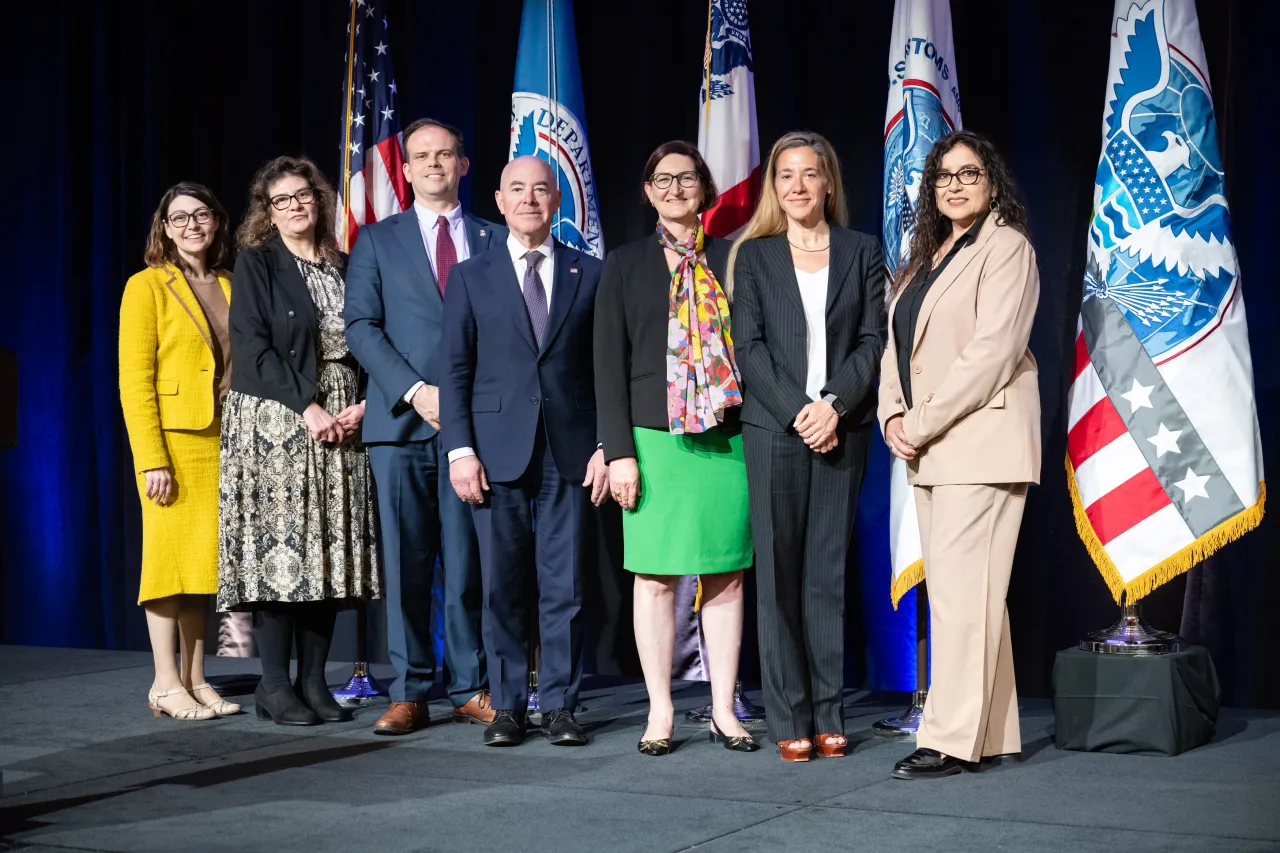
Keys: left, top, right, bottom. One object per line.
{"left": 661, "top": 223, "right": 742, "bottom": 434}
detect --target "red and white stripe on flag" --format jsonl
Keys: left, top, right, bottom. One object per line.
{"left": 697, "top": 1, "right": 760, "bottom": 239}
{"left": 339, "top": 136, "right": 409, "bottom": 252}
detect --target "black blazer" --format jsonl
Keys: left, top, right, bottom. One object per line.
{"left": 228, "top": 236, "right": 351, "bottom": 415}
{"left": 594, "top": 233, "right": 735, "bottom": 462}
{"left": 731, "top": 227, "right": 886, "bottom": 433}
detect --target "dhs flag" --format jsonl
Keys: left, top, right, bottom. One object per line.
{"left": 510, "top": 0, "right": 603, "bottom": 258}
{"left": 698, "top": 0, "right": 760, "bottom": 238}
{"left": 1067, "top": 0, "right": 1265, "bottom": 603}
{"left": 337, "top": 0, "right": 410, "bottom": 252}
{"left": 882, "top": 0, "right": 961, "bottom": 608}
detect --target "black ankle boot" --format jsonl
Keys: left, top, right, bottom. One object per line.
{"left": 295, "top": 677, "right": 353, "bottom": 723}
{"left": 254, "top": 683, "right": 321, "bottom": 726}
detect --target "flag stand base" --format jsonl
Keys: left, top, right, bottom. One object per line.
{"left": 872, "top": 690, "right": 927, "bottom": 737}
{"left": 332, "top": 661, "right": 388, "bottom": 706}
{"left": 1079, "top": 603, "right": 1182, "bottom": 655}
{"left": 685, "top": 682, "right": 767, "bottom": 727}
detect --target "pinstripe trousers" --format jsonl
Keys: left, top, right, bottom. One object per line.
{"left": 743, "top": 422, "right": 871, "bottom": 743}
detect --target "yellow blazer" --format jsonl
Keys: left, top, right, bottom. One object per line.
{"left": 878, "top": 217, "right": 1041, "bottom": 486}
{"left": 119, "top": 265, "right": 231, "bottom": 473}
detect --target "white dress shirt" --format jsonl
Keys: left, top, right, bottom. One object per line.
{"left": 404, "top": 202, "right": 472, "bottom": 405}
{"left": 795, "top": 266, "right": 830, "bottom": 401}
{"left": 447, "top": 232, "right": 557, "bottom": 464}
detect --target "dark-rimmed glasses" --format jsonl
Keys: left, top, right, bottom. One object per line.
{"left": 934, "top": 167, "right": 985, "bottom": 188}
{"left": 648, "top": 171, "right": 700, "bottom": 190}
{"left": 269, "top": 187, "right": 317, "bottom": 210}
{"left": 165, "top": 208, "right": 214, "bottom": 228}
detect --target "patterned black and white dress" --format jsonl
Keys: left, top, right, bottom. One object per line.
{"left": 217, "top": 255, "right": 379, "bottom": 611}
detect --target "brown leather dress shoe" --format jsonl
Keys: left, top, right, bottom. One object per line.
{"left": 374, "top": 701, "right": 430, "bottom": 736}
{"left": 452, "top": 690, "right": 496, "bottom": 725}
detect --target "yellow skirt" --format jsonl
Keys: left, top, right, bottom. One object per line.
{"left": 136, "top": 421, "right": 221, "bottom": 604}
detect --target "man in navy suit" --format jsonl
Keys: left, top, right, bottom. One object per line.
{"left": 345, "top": 119, "right": 506, "bottom": 735}
{"left": 440, "top": 155, "right": 609, "bottom": 747}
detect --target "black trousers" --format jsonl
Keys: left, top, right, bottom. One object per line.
{"left": 742, "top": 422, "right": 870, "bottom": 743}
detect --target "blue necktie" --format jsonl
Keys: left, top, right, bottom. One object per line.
{"left": 522, "top": 250, "right": 548, "bottom": 348}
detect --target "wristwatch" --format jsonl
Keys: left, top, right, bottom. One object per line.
{"left": 823, "top": 393, "right": 848, "bottom": 418}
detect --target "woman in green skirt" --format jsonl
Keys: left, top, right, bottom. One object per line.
{"left": 594, "top": 141, "right": 758, "bottom": 756}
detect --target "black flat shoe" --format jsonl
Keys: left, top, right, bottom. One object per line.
{"left": 541, "top": 708, "right": 588, "bottom": 746}
{"left": 978, "top": 752, "right": 1022, "bottom": 771}
{"left": 709, "top": 719, "right": 760, "bottom": 752}
{"left": 891, "top": 747, "right": 970, "bottom": 780}
{"left": 253, "top": 684, "right": 321, "bottom": 726}
{"left": 484, "top": 709, "right": 526, "bottom": 747}
{"left": 295, "top": 678, "right": 354, "bottom": 723}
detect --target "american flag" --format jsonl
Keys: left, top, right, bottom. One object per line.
{"left": 337, "top": 0, "right": 410, "bottom": 252}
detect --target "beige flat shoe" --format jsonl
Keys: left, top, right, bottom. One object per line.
{"left": 149, "top": 687, "right": 216, "bottom": 721}
{"left": 192, "top": 683, "right": 242, "bottom": 716}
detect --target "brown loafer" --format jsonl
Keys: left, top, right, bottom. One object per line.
{"left": 452, "top": 690, "right": 496, "bottom": 725}
{"left": 374, "top": 700, "right": 430, "bottom": 736}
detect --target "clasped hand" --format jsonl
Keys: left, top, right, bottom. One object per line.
{"left": 885, "top": 415, "right": 918, "bottom": 461}
{"left": 794, "top": 400, "right": 839, "bottom": 454}
{"left": 304, "top": 401, "right": 364, "bottom": 444}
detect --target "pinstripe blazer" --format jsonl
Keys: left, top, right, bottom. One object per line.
{"left": 731, "top": 228, "right": 887, "bottom": 432}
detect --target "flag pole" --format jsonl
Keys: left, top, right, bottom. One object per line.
{"left": 339, "top": 0, "right": 357, "bottom": 253}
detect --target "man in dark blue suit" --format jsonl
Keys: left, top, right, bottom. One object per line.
{"left": 441, "top": 156, "right": 609, "bottom": 747}
{"left": 345, "top": 119, "right": 507, "bottom": 735}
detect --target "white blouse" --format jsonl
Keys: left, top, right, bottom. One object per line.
{"left": 794, "top": 266, "right": 830, "bottom": 401}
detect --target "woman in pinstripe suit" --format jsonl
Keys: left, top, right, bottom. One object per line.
{"left": 729, "top": 131, "right": 886, "bottom": 762}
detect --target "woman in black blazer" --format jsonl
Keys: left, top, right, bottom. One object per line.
{"left": 218, "top": 155, "right": 379, "bottom": 726}
{"left": 730, "top": 131, "right": 886, "bottom": 761}
{"left": 595, "top": 141, "right": 758, "bottom": 755}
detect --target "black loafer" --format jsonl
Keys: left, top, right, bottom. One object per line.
{"left": 978, "top": 752, "right": 1021, "bottom": 770}
{"left": 540, "top": 707, "right": 588, "bottom": 746}
{"left": 891, "top": 747, "right": 971, "bottom": 780}
{"left": 483, "top": 709, "right": 526, "bottom": 747}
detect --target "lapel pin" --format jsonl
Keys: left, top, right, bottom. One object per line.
{"left": 570, "top": 267, "right": 578, "bottom": 274}
{"left": 479, "top": 229, "right": 487, "bottom": 236}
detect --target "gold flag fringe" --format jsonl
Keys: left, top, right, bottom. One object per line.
{"left": 889, "top": 558, "right": 925, "bottom": 610}
{"left": 1065, "top": 454, "right": 1266, "bottom": 604}
{"left": 693, "top": 577, "right": 703, "bottom": 612}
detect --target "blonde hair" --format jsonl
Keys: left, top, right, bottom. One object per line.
{"left": 726, "top": 130, "right": 848, "bottom": 298}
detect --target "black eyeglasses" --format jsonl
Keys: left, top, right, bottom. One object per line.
{"left": 269, "top": 187, "right": 317, "bottom": 210}
{"left": 165, "top": 208, "right": 214, "bottom": 227}
{"left": 648, "top": 171, "right": 700, "bottom": 190}
{"left": 934, "top": 167, "right": 985, "bottom": 188}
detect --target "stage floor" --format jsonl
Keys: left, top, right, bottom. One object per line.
{"left": 1, "top": 646, "right": 1278, "bottom": 852}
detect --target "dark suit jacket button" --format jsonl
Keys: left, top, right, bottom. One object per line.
{"left": 530, "top": 397, "right": 538, "bottom": 404}
{"left": 289, "top": 350, "right": 297, "bottom": 357}
{"left": 287, "top": 310, "right": 295, "bottom": 318}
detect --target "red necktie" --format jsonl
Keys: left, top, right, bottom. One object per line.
{"left": 435, "top": 214, "right": 457, "bottom": 295}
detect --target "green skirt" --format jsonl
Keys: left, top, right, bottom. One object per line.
{"left": 622, "top": 426, "right": 752, "bottom": 576}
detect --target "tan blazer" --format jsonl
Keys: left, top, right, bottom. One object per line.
{"left": 878, "top": 217, "right": 1041, "bottom": 486}
{"left": 119, "top": 265, "right": 231, "bottom": 473}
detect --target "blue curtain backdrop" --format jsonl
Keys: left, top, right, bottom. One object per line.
{"left": 3, "top": 0, "right": 1275, "bottom": 707}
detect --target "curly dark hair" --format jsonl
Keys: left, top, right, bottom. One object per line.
{"left": 143, "top": 181, "right": 232, "bottom": 275}
{"left": 236, "top": 155, "right": 342, "bottom": 265}
{"left": 894, "top": 130, "right": 1029, "bottom": 296}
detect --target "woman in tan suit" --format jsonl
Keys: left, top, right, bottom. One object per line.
{"left": 879, "top": 130, "right": 1040, "bottom": 779}
{"left": 120, "top": 182, "right": 240, "bottom": 721}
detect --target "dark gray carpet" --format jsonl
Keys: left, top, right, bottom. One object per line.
{"left": 1, "top": 646, "right": 1277, "bottom": 852}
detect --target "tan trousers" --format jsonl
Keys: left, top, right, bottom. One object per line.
{"left": 914, "top": 483, "right": 1027, "bottom": 761}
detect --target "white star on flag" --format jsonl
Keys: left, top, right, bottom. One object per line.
{"left": 1147, "top": 423, "right": 1183, "bottom": 457}
{"left": 374, "top": 41, "right": 388, "bottom": 55}
{"left": 1120, "top": 378, "right": 1155, "bottom": 413}
{"left": 381, "top": 106, "right": 394, "bottom": 121}
{"left": 1173, "top": 468, "right": 1210, "bottom": 501}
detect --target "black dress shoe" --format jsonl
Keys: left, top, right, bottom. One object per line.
{"left": 978, "top": 752, "right": 1021, "bottom": 770}
{"left": 484, "top": 709, "right": 526, "bottom": 747}
{"left": 891, "top": 747, "right": 971, "bottom": 780}
{"left": 540, "top": 708, "right": 588, "bottom": 746}
{"left": 295, "top": 678, "right": 354, "bottom": 723}
{"left": 253, "top": 684, "right": 321, "bottom": 726}
{"left": 709, "top": 719, "right": 760, "bottom": 752}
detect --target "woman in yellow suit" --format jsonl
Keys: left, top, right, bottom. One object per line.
{"left": 120, "top": 182, "right": 241, "bottom": 721}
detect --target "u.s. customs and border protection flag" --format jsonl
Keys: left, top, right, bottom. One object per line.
{"left": 882, "top": 0, "right": 962, "bottom": 608}
{"left": 510, "top": 0, "right": 603, "bottom": 259}
{"left": 1067, "top": 0, "right": 1264, "bottom": 603}
{"left": 698, "top": 0, "right": 760, "bottom": 239}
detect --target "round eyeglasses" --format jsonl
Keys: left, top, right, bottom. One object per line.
{"left": 165, "top": 208, "right": 214, "bottom": 228}
{"left": 648, "top": 171, "right": 700, "bottom": 190}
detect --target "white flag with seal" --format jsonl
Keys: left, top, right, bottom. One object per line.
{"left": 698, "top": 0, "right": 760, "bottom": 239}
{"left": 882, "top": 0, "right": 962, "bottom": 608}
